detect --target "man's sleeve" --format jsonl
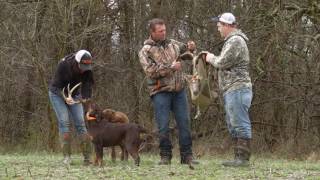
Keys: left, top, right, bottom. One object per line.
{"left": 55, "top": 62, "right": 67, "bottom": 82}
{"left": 207, "top": 37, "right": 242, "bottom": 69}
{"left": 138, "top": 45, "right": 173, "bottom": 79}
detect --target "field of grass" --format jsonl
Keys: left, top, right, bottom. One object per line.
{"left": 0, "top": 152, "right": 320, "bottom": 179}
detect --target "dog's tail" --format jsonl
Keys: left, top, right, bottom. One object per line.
{"left": 137, "top": 125, "right": 149, "bottom": 152}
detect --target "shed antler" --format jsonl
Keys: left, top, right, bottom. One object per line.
{"left": 61, "top": 82, "right": 82, "bottom": 104}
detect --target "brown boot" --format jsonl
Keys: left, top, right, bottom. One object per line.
{"left": 80, "top": 134, "right": 92, "bottom": 166}
{"left": 222, "top": 138, "right": 250, "bottom": 167}
{"left": 181, "top": 155, "right": 199, "bottom": 165}
{"left": 158, "top": 150, "right": 172, "bottom": 165}
{"left": 158, "top": 156, "right": 171, "bottom": 165}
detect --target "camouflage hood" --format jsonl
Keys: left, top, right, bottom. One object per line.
{"left": 143, "top": 37, "right": 172, "bottom": 47}
{"left": 225, "top": 29, "right": 249, "bottom": 42}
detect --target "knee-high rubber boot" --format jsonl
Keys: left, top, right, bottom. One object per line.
{"left": 61, "top": 133, "right": 72, "bottom": 165}
{"left": 80, "top": 133, "right": 92, "bottom": 166}
{"left": 222, "top": 138, "right": 250, "bottom": 167}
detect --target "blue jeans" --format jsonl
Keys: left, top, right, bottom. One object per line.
{"left": 151, "top": 89, "right": 192, "bottom": 157}
{"left": 48, "top": 90, "right": 87, "bottom": 135}
{"left": 223, "top": 88, "right": 252, "bottom": 139}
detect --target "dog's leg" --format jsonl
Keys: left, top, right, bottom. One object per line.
{"left": 95, "top": 145, "right": 104, "bottom": 166}
{"left": 120, "top": 145, "right": 128, "bottom": 161}
{"left": 120, "top": 145, "right": 124, "bottom": 161}
{"left": 126, "top": 143, "right": 140, "bottom": 166}
{"left": 135, "top": 156, "right": 140, "bottom": 166}
{"left": 111, "top": 147, "right": 116, "bottom": 162}
{"left": 125, "top": 150, "right": 129, "bottom": 161}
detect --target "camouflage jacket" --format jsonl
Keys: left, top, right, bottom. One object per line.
{"left": 138, "top": 37, "right": 187, "bottom": 96}
{"left": 207, "top": 29, "right": 252, "bottom": 95}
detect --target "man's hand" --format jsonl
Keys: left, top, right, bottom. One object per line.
{"left": 171, "top": 61, "right": 182, "bottom": 71}
{"left": 199, "top": 51, "right": 215, "bottom": 63}
{"left": 81, "top": 98, "right": 90, "bottom": 103}
{"left": 205, "top": 53, "right": 215, "bottom": 63}
{"left": 65, "top": 97, "right": 75, "bottom": 105}
{"left": 187, "top": 41, "right": 196, "bottom": 52}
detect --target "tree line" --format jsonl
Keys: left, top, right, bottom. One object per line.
{"left": 0, "top": 0, "right": 319, "bottom": 156}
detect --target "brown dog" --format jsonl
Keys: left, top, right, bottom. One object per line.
{"left": 102, "top": 109, "right": 129, "bottom": 124}
{"left": 99, "top": 108, "right": 129, "bottom": 160}
{"left": 84, "top": 101, "right": 130, "bottom": 161}
{"left": 86, "top": 116, "right": 146, "bottom": 166}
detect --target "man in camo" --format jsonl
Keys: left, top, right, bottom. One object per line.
{"left": 138, "top": 18, "right": 198, "bottom": 165}
{"left": 204, "top": 12, "right": 253, "bottom": 167}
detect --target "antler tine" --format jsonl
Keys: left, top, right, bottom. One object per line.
{"left": 69, "top": 82, "right": 82, "bottom": 96}
{"left": 61, "top": 83, "right": 82, "bottom": 104}
{"left": 69, "top": 82, "right": 82, "bottom": 104}
{"left": 61, "top": 87, "right": 67, "bottom": 100}
{"left": 67, "top": 84, "right": 71, "bottom": 97}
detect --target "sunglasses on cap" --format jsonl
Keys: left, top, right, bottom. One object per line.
{"left": 80, "top": 59, "right": 93, "bottom": 64}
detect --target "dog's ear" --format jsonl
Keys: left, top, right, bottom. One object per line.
{"left": 95, "top": 111, "right": 103, "bottom": 122}
{"left": 102, "top": 109, "right": 113, "bottom": 121}
{"left": 101, "top": 110, "right": 108, "bottom": 120}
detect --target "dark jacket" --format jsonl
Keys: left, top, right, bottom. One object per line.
{"left": 49, "top": 55, "right": 94, "bottom": 99}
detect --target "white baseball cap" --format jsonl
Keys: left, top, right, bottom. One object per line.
{"left": 75, "top": 50, "right": 93, "bottom": 71}
{"left": 211, "top": 12, "right": 236, "bottom": 25}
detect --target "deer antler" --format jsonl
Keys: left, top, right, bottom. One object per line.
{"left": 61, "top": 82, "right": 82, "bottom": 105}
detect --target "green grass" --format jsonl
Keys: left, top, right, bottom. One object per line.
{"left": 0, "top": 153, "right": 319, "bottom": 179}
